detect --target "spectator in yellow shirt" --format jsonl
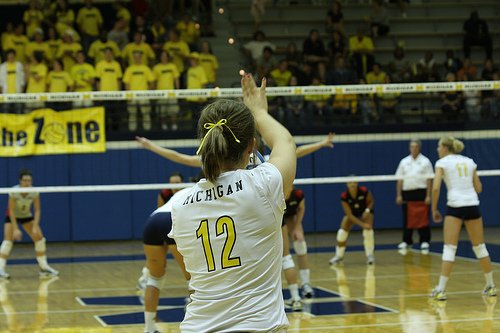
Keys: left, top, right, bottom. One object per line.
{"left": 95, "top": 47, "right": 123, "bottom": 131}
{"left": 76, "top": 0, "right": 103, "bottom": 52}
{"left": 176, "top": 13, "right": 200, "bottom": 50}
{"left": 199, "top": 41, "right": 218, "bottom": 86}
{"left": 47, "top": 59, "right": 73, "bottom": 110}
{"left": 113, "top": 2, "right": 131, "bottom": 33}
{"left": 71, "top": 51, "right": 95, "bottom": 108}
{"left": 123, "top": 51, "right": 155, "bottom": 131}
{"left": 4, "top": 24, "right": 30, "bottom": 64}
{"left": 52, "top": 0, "right": 75, "bottom": 39}
{"left": 149, "top": 19, "right": 167, "bottom": 55}
{"left": 153, "top": 50, "right": 180, "bottom": 130}
{"left": 25, "top": 53, "right": 47, "bottom": 111}
{"left": 56, "top": 31, "right": 82, "bottom": 71}
{"left": 270, "top": 60, "right": 292, "bottom": 87}
{"left": 163, "top": 29, "right": 190, "bottom": 73}
{"left": 349, "top": 28, "right": 375, "bottom": 78}
{"left": 45, "top": 27, "right": 62, "bottom": 62}
{"left": 23, "top": 0, "right": 44, "bottom": 39}
{"left": 365, "top": 63, "right": 387, "bottom": 84}
{"left": 375, "top": 75, "right": 401, "bottom": 123}
{"left": 122, "top": 31, "right": 155, "bottom": 67}
{"left": 1, "top": 22, "right": 14, "bottom": 50}
{"left": 304, "top": 77, "right": 332, "bottom": 123}
{"left": 88, "top": 31, "right": 120, "bottom": 64}
{"left": 25, "top": 29, "right": 51, "bottom": 63}
{"left": 186, "top": 52, "right": 208, "bottom": 128}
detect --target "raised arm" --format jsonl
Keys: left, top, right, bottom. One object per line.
{"left": 295, "top": 132, "right": 335, "bottom": 158}
{"left": 136, "top": 136, "right": 202, "bottom": 168}
{"left": 242, "top": 74, "right": 296, "bottom": 195}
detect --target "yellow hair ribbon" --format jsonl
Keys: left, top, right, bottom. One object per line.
{"left": 196, "top": 119, "right": 241, "bottom": 155}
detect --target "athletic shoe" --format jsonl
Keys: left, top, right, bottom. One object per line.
{"left": 366, "top": 254, "right": 375, "bottom": 265}
{"left": 39, "top": 265, "right": 59, "bottom": 277}
{"left": 329, "top": 256, "right": 343, "bottom": 266}
{"left": 483, "top": 285, "right": 497, "bottom": 297}
{"left": 421, "top": 242, "right": 430, "bottom": 255}
{"left": 398, "top": 242, "right": 408, "bottom": 255}
{"left": 0, "top": 269, "right": 10, "bottom": 279}
{"left": 291, "top": 299, "right": 304, "bottom": 311}
{"left": 302, "top": 283, "right": 315, "bottom": 299}
{"left": 430, "top": 287, "right": 447, "bottom": 301}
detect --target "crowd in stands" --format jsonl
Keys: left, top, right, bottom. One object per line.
{"left": 242, "top": 1, "right": 499, "bottom": 127}
{"left": 0, "top": 0, "right": 216, "bottom": 132}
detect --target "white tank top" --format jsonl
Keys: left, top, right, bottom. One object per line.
{"left": 8, "top": 185, "right": 38, "bottom": 218}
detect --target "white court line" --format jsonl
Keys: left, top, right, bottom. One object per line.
{"left": 94, "top": 315, "right": 108, "bottom": 327}
{"left": 0, "top": 304, "right": 182, "bottom": 316}
{"left": 287, "top": 315, "right": 499, "bottom": 331}
{"left": 75, "top": 296, "right": 86, "bottom": 306}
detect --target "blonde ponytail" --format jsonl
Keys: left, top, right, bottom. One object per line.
{"left": 452, "top": 138, "right": 464, "bottom": 154}
{"left": 439, "top": 136, "right": 465, "bottom": 154}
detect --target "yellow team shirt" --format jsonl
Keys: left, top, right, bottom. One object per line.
{"left": 25, "top": 42, "right": 51, "bottom": 61}
{"left": 77, "top": 7, "right": 103, "bottom": 37}
{"left": 153, "top": 63, "right": 180, "bottom": 90}
{"left": 198, "top": 53, "right": 218, "bottom": 83}
{"left": 116, "top": 7, "right": 131, "bottom": 32}
{"left": 186, "top": 65, "right": 208, "bottom": 102}
{"left": 365, "top": 71, "right": 387, "bottom": 85}
{"left": 5, "top": 63, "right": 18, "bottom": 94}
{"left": 71, "top": 63, "right": 95, "bottom": 92}
{"left": 26, "top": 62, "right": 48, "bottom": 93}
{"left": 175, "top": 21, "right": 200, "bottom": 44}
{"left": 88, "top": 40, "right": 120, "bottom": 63}
{"left": 46, "top": 39, "right": 62, "bottom": 61}
{"left": 270, "top": 69, "right": 292, "bottom": 87}
{"left": 23, "top": 9, "right": 44, "bottom": 38}
{"left": 123, "top": 64, "right": 154, "bottom": 91}
{"left": 55, "top": 9, "right": 75, "bottom": 37}
{"left": 162, "top": 41, "right": 190, "bottom": 73}
{"left": 349, "top": 36, "right": 374, "bottom": 54}
{"left": 1, "top": 32, "right": 12, "bottom": 50}
{"left": 122, "top": 42, "right": 155, "bottom": 65}
{"left": 4, "top": 35, "right": 29, "bottom": 63}
{"left": 95, "top": 60, "right": 122, "bottom": 91}
{"left": 56, "top": 42, "right": 82, "bottom": 71}
{"left": 47, "top": 71, "right": 73, "bottom": 92}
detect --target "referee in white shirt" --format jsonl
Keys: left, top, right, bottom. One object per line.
{"left": 395, "top": 139, "right": 434, "bottom": 254}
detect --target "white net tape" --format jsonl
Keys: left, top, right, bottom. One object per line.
{"left": 2, "top": 170, "right": 499, "bottom": 194}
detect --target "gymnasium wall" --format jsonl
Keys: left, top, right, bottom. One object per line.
{"left": 1, "top": 136, "right": 500, "bottom": 242}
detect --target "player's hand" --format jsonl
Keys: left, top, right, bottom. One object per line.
{"left": 322, "top": 132, "right": 335, "bottom": 148}
{"left": 241, "top": 73, "right": 268, "bottom": 115}
{"left": 425, "top": 196, "right": 431, "bottom": 205}
{"left": 13, "top": 228, "right": 22, "bottom": 241}
{"left": 396, "top": 195, "right": 403, "bottom": 205}
{"left": 433, "top": 210, "right": 443, "bottom": 223}
{"left": 135, "top": 136, "right": 153, "bottom": 150}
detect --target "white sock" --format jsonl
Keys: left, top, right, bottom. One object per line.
{"left": 144, "top": 311, "right": 156, "bottom": 333}
{"left": 289, "top": 283, "right": 300, "bottom": 301}
{"left": 335, "top": 246, "right": 346, "bottom": 258}
{"left": 485, "top": 272, "right": 494, "bottom": 286}
{"left": 437, "top": 275, "right": 449, "bottom": 291}
{"left": 36, "top": 255, "right": 49, "bottom": 270}
{"left": 0, "top": 258, "right": 6, "bottom": 270}
{"left": 299, "top": 269, "right": 310, "bottom": 285}
{"left": 363, "top": 229, "right": 375, "bottom": 257}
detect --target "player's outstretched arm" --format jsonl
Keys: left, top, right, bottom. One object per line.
{"left": 296, "top": 132, "right": 335, "bottom": 158}
{"left": 241, "top": 74, "right": 296, "bottom": 195}
{"left": 136, "top": 136, "right": 202, "bottom": 168}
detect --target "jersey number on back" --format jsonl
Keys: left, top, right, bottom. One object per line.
{"left": 196, "top": 216, "right": 241, "bottom": 272}
{"left": 456, "top": 163, "right": 469, "bottom": 177}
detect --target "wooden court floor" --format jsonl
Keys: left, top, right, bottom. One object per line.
{"left": 0, "top": 230, "right": 499, "bottom": 333}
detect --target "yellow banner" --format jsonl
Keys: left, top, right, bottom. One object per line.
{"left": 0, "top": 107, "right": 106, "bottom": 157}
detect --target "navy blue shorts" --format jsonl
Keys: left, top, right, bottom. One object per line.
{"left": 142, "top": 212, "right": 176, "bottom": 246}
{"left": 446, "top": 205, "right": 481, "bottom": 221}
{"left": 4, "top": 216, "right": 33, "bottom": 224}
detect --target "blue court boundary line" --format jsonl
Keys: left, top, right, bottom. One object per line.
{"left": 6, "top": 241, "right": 500, "bottom": 265}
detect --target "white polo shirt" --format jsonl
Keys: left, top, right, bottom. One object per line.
{"left": 395, "top": 154, "right": 434, "bottom": 191}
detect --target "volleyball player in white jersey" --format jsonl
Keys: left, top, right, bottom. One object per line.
{"left": 0, "top": 170, "right": 58, "bottom": 279}
{"left": 168, "top": 74, "right": 296, "bottom": 332}
{"left": 430, "top": 137, "right": 496, "bottom": 301}
{"left": 143, "top": 187, "right": 192, "bottom": 333}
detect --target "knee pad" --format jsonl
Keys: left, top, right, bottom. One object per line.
{"left": 282, "top": 254, "right": 295, "bottom": 271}
{"left": 34, "top": 238, "right": 46, "bottom": 253}
{"left": 0, "top": 240, "right": 13, "bottom": 256}
{"left": 337, "top": 229, "right": 349, "bottom": 243}
{"left": 146, "top": 274, "right": 165, "bottom": 290}
{"left": 293, "top": 240, "right": 307, "bottom": 256}
{"left": 442, "top": 244, "right": 457, "bottom": 262}
{"left": 362, "top": 229, "right": 374, "bottom": 237}
{"left": 473, "top": 243, "right": 489, "bottom": 259}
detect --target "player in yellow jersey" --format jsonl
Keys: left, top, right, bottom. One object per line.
{"left": 153, "top": 50, "right": 180, "bottom": 130}
{"left": 162, "top": 29, "right": 190, "bottom": 74}
{"left": 96, "top": 47, "right": 123, "bottom": 131}
{"left": 122, "top": 31, "right": 155, "bottom": 67}
{"left": 71, "top": 51, "right": 95, "bottom": 108}
{"left": 25, "top": 29, "right": 51, "bottom": 63}
{"left": 199, "top": 41, "right": 219, "bottom": 86}
{"left": 88, "top": 31, "right": 120, "bottom": 64}
{"left": 25, "top": 53, "right": 47, "bottom": 111}
{"left": 76, "top": 0, "right": 103, "bottom": 52}
{"left": 56, "top": 31, "right": 82, "bottom": 71}
{"left": 123, "top": 51, "right": 155, "bottom": 131}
